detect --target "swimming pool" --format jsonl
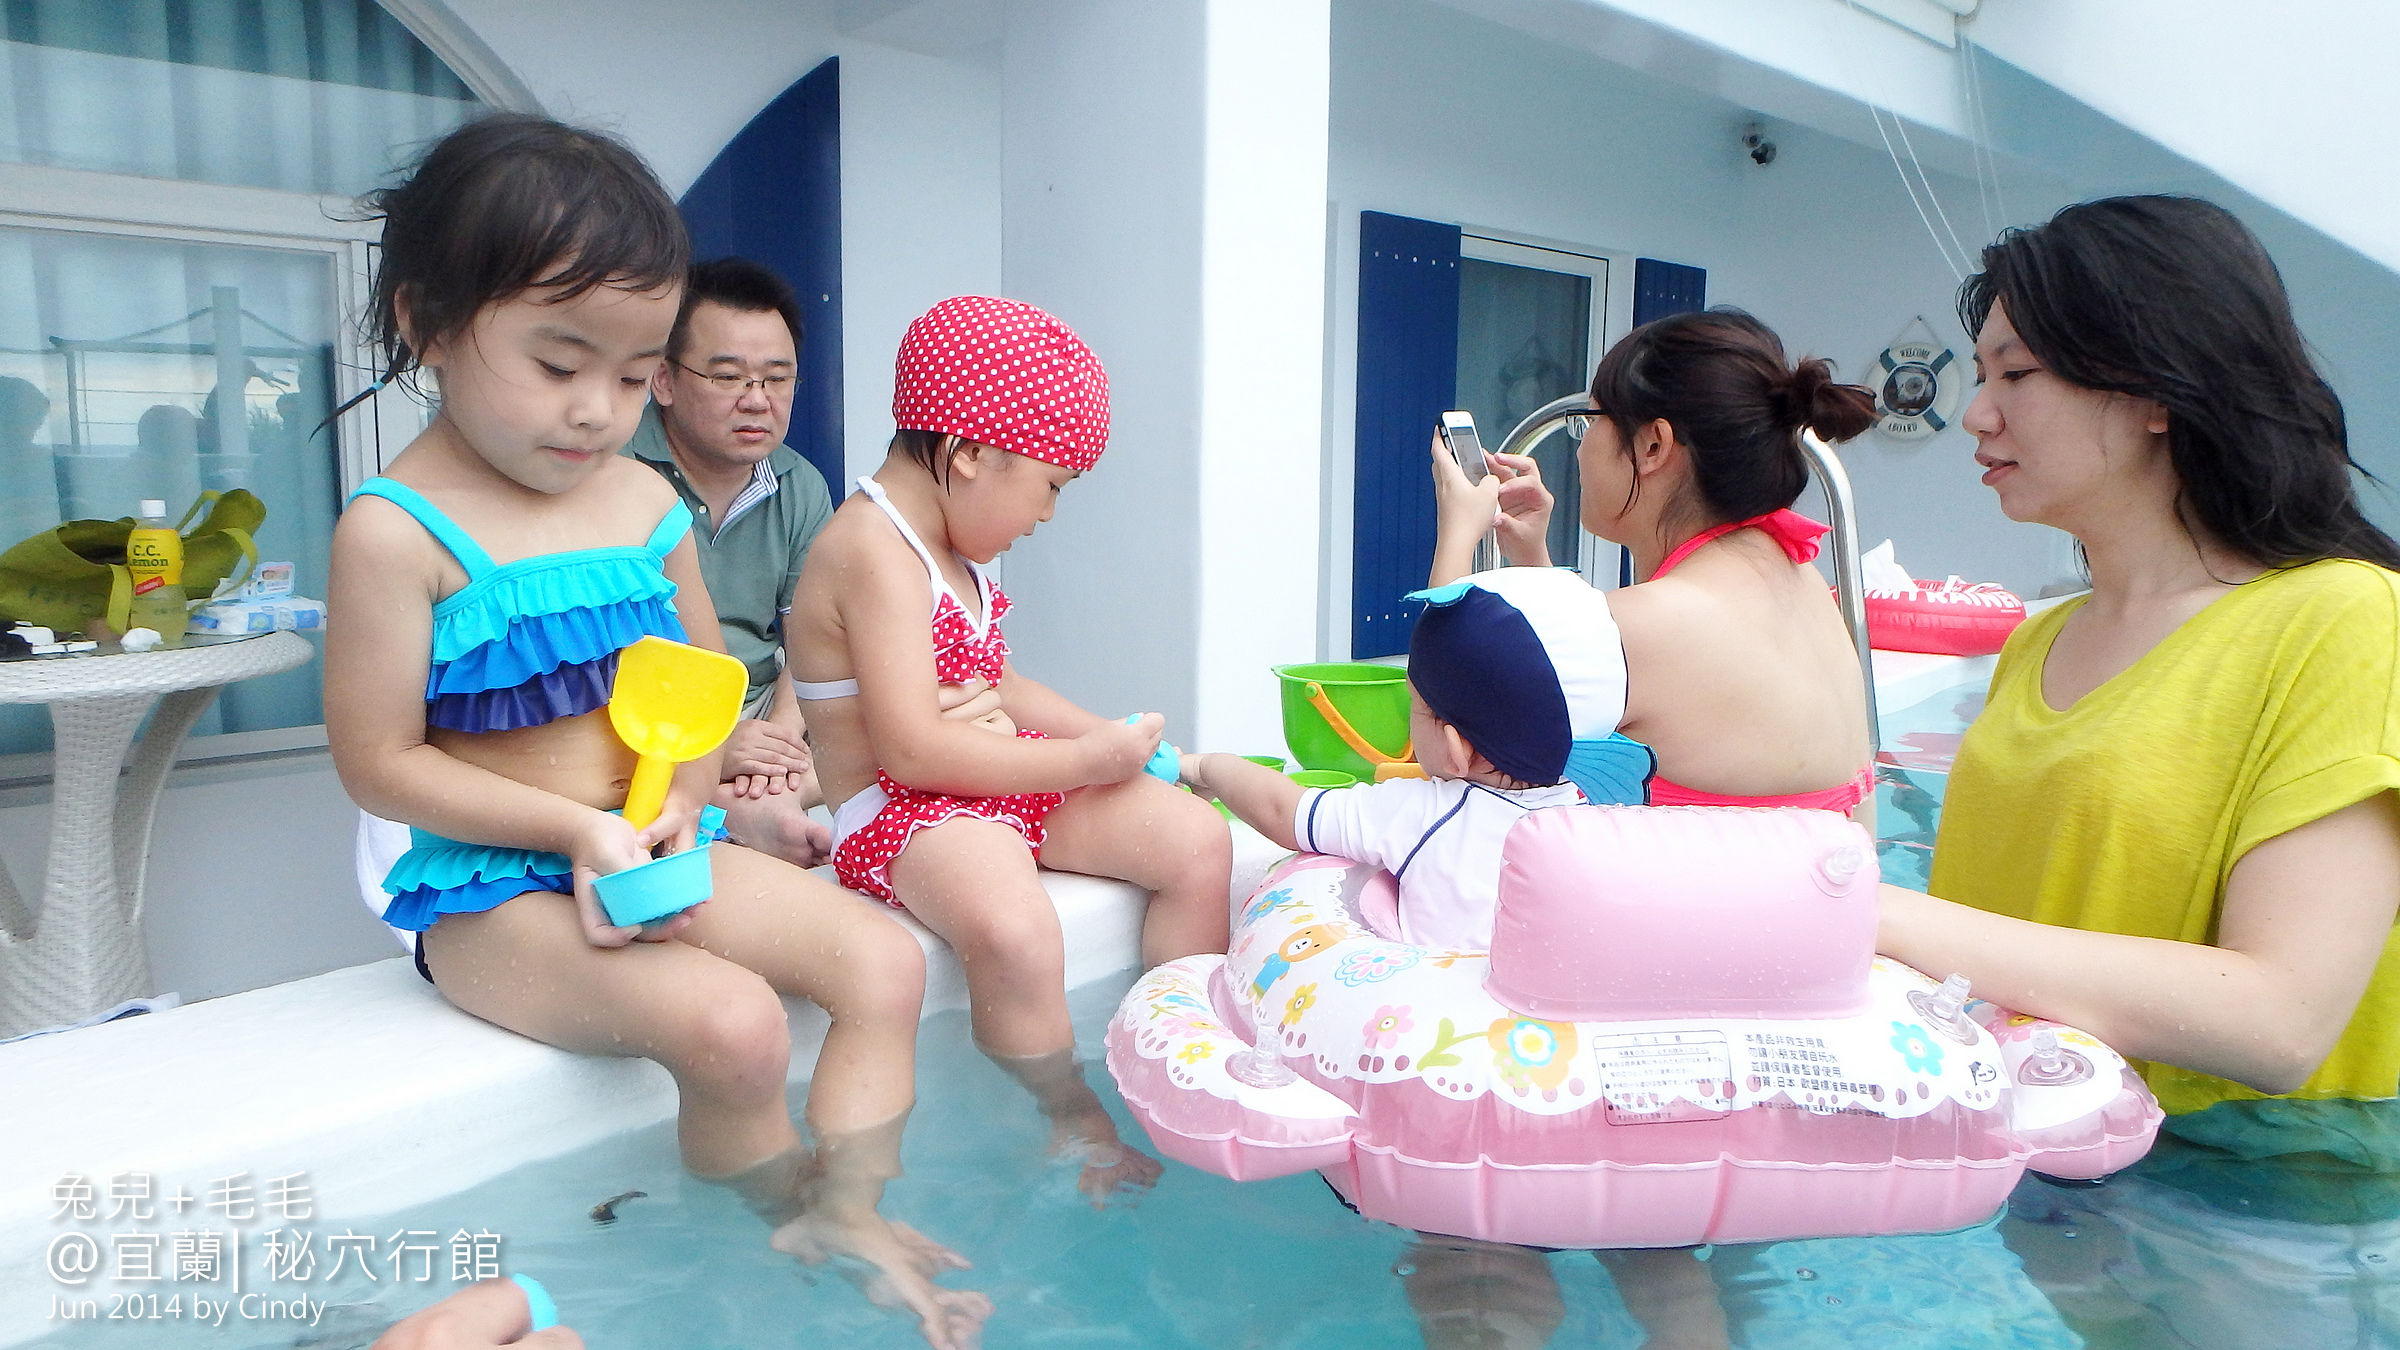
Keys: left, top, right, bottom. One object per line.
{"left": 11, "top": 652, "right": 2395, "bottom": 1347}
{"left": 15, "top": 979, "right": 2091, "bottom": 1350}
{"left": 1870, "top": 656, "right": 1991, "bottom": 892}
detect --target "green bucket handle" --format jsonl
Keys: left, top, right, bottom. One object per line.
{"left": 1303, "top": 679, "right": 1411, "bottom": 766}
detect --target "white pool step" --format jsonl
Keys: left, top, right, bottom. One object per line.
{"left": 0, "top": 832, "right": 1286, "bottom": 1348}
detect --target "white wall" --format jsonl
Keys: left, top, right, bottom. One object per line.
{"left": 991, "top": 3, "right": 1207, "bottom": 734}
{"left": 1322, "top": 0, "right": 2400, "bottom": 648}
{"left": 1323, "top": 0, "right": 2070, "bottom": 655}
{"left": 448, "top": 0, "right": 1007, "bottom": 485}
{"left": 0, "top": 756, "right": 396, "bottom": 1005}
{"left": 1963, "top": 49, "right": 2400, "bottom": 542}
{"left": 834, "top": 40, "right": 1004, "bottom": 486}
{"left": 1972, "top": 0, "right": 2400, "bottom": 278}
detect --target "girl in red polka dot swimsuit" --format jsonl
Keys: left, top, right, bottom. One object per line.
{"left": 787, "top": 297, "right": 1233, "bottom": 1202}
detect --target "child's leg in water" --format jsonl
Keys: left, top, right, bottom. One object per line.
{"left": 1402, "top": 1237, "right": 1565, "bottom": 1350}
{"left": 1404, "top": 1239, "right": 1732, "bottom": 1350}
{"left": 422, "top": 851, "right": 987, "bottom": 1350}
{"left": 883, "top": 814, "right": 1166, "bottom": 1203}
{"left": 679, "top": 846, "right": 990, "bottom": 1344}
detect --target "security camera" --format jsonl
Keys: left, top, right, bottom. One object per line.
{"left": 1743, "top": 125, "right": 1777, "bottom": 166}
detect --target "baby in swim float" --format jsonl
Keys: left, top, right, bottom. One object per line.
{"left": 1184, "top": 566, "right": 1644, "bottom": 950}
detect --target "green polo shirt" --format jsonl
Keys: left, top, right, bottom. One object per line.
{"left": 622, "top": 406, "right": 834, "bottom": 705}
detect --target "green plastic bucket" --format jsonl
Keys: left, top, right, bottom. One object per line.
{"left": 1273, "top": 662, "right": 1411, "bottom": 779}
{"left": 1287, "top": 768, "right": 1359, "bottom": 790}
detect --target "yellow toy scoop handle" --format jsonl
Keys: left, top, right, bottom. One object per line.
{"left": 608, "top": 636, "right": 749, "bottom": 832}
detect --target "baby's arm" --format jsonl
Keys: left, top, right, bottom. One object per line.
{"left": 1180, "top": 753, "right": 1303, "bottom": 851}
{"left": 833, "top": 535, "right": 1154, "bottom": 796}
{"left": 325, "top": 500, "right": 649, "bottom": 948}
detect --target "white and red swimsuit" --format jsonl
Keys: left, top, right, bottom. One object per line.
{"left": 806, "top": 478, "right": 1065, "bottom": 905}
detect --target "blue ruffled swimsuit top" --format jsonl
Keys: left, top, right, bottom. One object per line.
{"left": 348, "top": 478, "right": 692, "bottom": 733}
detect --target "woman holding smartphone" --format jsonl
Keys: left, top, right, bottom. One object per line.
{"left": 1416, "top": 308, "right": 1885, "bottom": 1350}
{"left": 1431, "top": 306, "right": 1878, "bottom": 816}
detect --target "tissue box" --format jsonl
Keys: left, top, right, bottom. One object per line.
{"left": 220, "top": 560, "right": 296, "bottom": 601}
{"left": 187, "top": 595, "right": 325, "bottom": 635}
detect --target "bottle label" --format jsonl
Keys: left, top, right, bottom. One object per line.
{"left": 126, "top": 530, "right": 182, "bottom": 584}
{"left": 134, "top": 576, "right": 164, "bottom": 595}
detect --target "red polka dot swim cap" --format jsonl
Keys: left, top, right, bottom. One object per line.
{"left": 892, "top": 296, "right": 1110, "bottom": 472}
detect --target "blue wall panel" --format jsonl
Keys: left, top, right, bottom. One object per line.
{"left": 1631, "top": 257, "right": 1706, "bottom": 328}
{"left": 679, "top": 57, "right": 844, "bottom": 490}
{"left": 1352, "top": 210, "right": 1462, "bottom": 659}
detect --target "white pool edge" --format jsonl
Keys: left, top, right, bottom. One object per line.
{"left": 0, "top": 831, "right": 1288, "bottom": 1346}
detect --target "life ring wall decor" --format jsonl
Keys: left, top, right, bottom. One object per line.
{"left": 1871, "top": 318, "right": 1965, "bottom": 442}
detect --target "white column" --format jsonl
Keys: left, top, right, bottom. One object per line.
{"left": 999, "top": 1, "right": 1207, "bottom": 732}
{"left": 999, "top": 0, "right": 1330, "bottom": 754}
{"left": 1194, "top": 0, "right": 1331, "bottom": 752}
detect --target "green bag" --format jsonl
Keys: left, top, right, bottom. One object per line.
{"left": 0, "top": 490, "right": 263, "bottom": 634}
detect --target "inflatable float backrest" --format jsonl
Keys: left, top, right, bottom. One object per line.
{"left": 1485, "top": 805, "right": 1878, "bottom": 1022}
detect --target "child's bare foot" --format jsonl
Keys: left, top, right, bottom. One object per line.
{"left": 1052, "top": 1110, "right": 1163, "bottom": 1204}
{"left": 772, "top": 1208, "right": 991, "bottom": 1350}
{"left": 994, "top": 1048, "right": 1162, "bottom": 1203}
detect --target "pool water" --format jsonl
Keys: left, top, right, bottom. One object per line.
{"left": 1871, "top": 674, "right": 1986, "bottom": 892}
{"left": 31, "top": 671, "right": 2399, "bottom": 1348}
{"left": 24, "top": 979, "right": 2087, "bottom": 1350}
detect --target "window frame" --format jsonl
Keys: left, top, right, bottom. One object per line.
{"left": 0, "top": 160, "right": 427, "bottom": 785}
{"left": 1458, "top": 228, "right": 1633, "bottom": 585}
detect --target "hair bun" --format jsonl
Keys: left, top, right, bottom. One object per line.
{"left": 1788, "top": 357, "right": 1878, "bottom": 443}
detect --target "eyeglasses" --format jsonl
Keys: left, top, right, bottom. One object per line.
{"left": 1564, "top": 407, "right": 1605, "bottom": 440}
{"left": 677, "top": 363, "right": 798, "bottom": 398}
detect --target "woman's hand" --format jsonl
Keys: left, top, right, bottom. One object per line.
{"left": 1484, "top": 450, "right": 1557, "bottom": 566}
{"left": 1429, "top": 436, "right": 1556, "bottom": 583}
{"left": 1430, "top": 431, "right": 1504, "bottom": 552}
{"left": 1076, "top": 712, "right": 1165, "bottom": 786}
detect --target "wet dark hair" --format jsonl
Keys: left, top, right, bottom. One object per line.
{"left": 339, "top": 113, "right": 688, "bottom": 415}
{"left": 1958, "top": 195, "right": 2400, "bottom": 572}
{"left": 1589, "top": 308, "right": 1876, "bottom": 527}
{"left": 891, "top": 428, "right": 964, "bottom": 488}
{"left": 668, "top": 257, "right": 804, "bottom": 365}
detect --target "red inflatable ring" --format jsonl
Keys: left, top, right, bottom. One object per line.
{"left": 1864, "top": 577, "right": 2025, "bottom": 656}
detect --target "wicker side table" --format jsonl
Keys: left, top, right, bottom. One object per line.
{"left": 0, "top": 632, "right": 314, "bottom": 1036}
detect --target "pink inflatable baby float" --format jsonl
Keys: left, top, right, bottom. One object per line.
{"left": 1106, "top": 805, "right": 2161, "bottom": 1248}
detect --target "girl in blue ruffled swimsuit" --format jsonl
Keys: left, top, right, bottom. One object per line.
{"left": 322, "top": 115, "right": 986, "bottom": 1350}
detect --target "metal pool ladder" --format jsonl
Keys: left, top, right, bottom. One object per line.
{"left": 1494, "top": 395, "right": 1881, "bottom": 756}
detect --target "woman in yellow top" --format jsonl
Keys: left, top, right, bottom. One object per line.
{"left": 1881, "top": 196, "right": 2400, "bottom": 1342}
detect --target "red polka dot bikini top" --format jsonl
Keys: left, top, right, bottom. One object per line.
{"left": 787, "top": 477, "right": 1016, "bottom": 703}
{"left": 863, "top": 476, "right": 1012, "bottom": 685}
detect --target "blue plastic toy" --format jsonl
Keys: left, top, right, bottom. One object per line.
{"left": 511, "top": 1273, "right": 559, "bottom": 1331}
{"left": 1124, "top": 714, "right": 1181, "bottom": 783}
{"left": 592, "top": 804, "right": 727, "bottom": 928}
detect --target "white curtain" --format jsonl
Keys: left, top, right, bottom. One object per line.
{"left": 0, "top": 0, "right": 481, "bottom": 196}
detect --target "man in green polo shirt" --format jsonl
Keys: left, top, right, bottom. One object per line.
{"left": 624, "top": 258, "right": 834, "bottom": 867}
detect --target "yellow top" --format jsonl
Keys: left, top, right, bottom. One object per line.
{"left": 1931, "top": 558, "right": 2400, "bottom": 1115}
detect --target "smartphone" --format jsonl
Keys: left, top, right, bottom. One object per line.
{"left": 1439, "top": 410, "right": 1488, "bottom": 484}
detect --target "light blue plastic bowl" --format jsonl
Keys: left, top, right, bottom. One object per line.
{"left": 593, "top": 843, "right": 715, "bottom": 927}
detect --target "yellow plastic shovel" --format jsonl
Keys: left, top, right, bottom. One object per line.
{"left": 608, "top": 636, "right": 749, "bottom": 830}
